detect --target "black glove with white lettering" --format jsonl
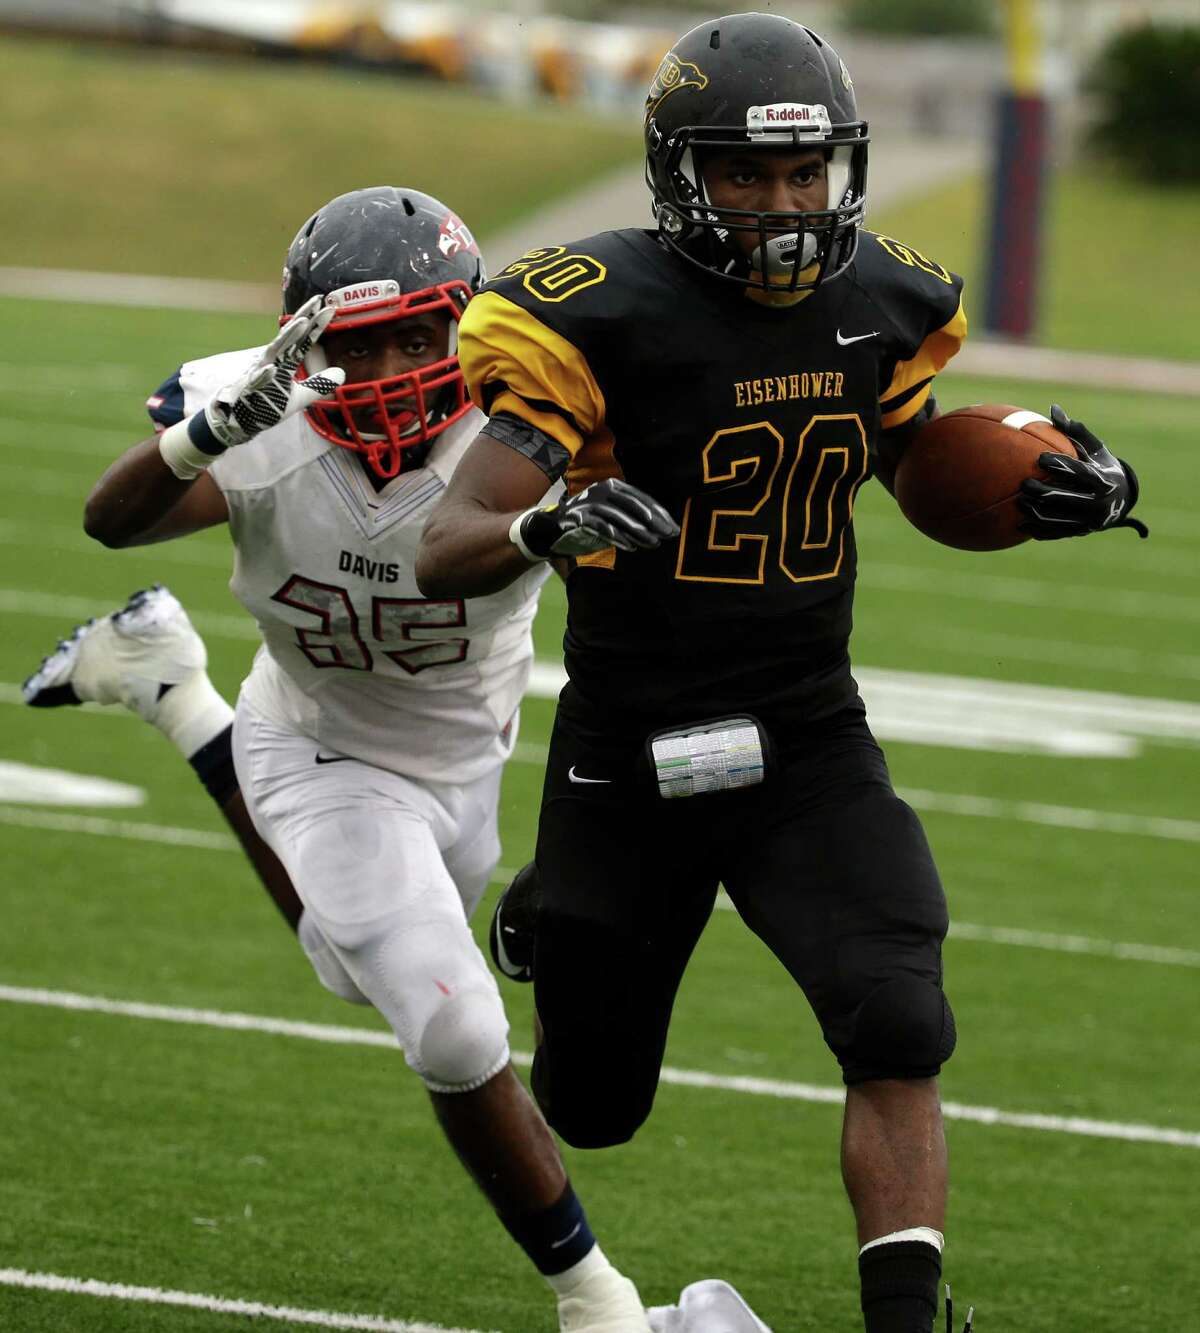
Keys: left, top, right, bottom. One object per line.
{"left": 513, "top": 478, "right": 680, "bottom": 559}
{"left": 1018, "top": 404, "right": 1148, "bottom": 540}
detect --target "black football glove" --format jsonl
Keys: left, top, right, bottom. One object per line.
{"left": 513, "top": 478, "right": 679, "bottom": 559}
{"left": 1017, "top": 404, "right": 1148, "bottom": 540}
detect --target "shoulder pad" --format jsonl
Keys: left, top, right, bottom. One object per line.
{"left": 854, "top": 231, "right": 964, "bottom": 347}
{"left": 481, "top": 229, "right": 658, "bottom": 319}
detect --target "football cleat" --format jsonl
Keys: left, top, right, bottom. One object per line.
{"left": 22, "top": 584, "right": 207, "bottom": 720}
{"left": 557, "top": 1267, "right": 653, "bottom": 1333}
{"left": 648, "top": 1279, "right": 773, "bottom": 1332}
{"left": 488, "top": 860, "right": 540, "bottom": 983}
{"left": 945, "top": 1284, "right": 975, "bottom": 1333}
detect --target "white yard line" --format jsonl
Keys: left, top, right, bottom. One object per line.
{"left": 2, "top": 781, "right": 1198, "bottom": 852}
{"left": 0, "top": 806, "right": 237, "bottom": 851}
{"left": 7, "top": 797, "right": 1193, "bottom": 967}
{"left": 13, "top": 637, "right": 1200, "bottom": 758}
{"left": 2, "top": 983, "right": 1197, "bottom": 1150}
{"left": 708, "top": 896, "right": 1200, "bottom": 969}
{"left": 945, "top": 920, "right": 1200, "bottom": 968}
{"left": 0, "top": 589, "right": 259, "bottom": 640}
{"left": 896, "top": 786, "right": 1200, "bottom": 842}
{"left": 1, "top": 799, "right": 1196, "bottom": 968}
{"left": 0, "top": 1268, "right": 486, "bottom": 1333}
{"left": 861, "top": 562, "right": 1200, "bottom": 624}
{"left": 0, "top": 517, "right": 232, "bottom": 568}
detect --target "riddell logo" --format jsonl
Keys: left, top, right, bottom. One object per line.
{"left": 327, "top": 279, "right": 401, "bottom": 308}
{"left": 746, "top": 102, "right": 832, "bottom": 138}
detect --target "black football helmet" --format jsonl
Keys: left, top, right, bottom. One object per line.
{"left": 644, "top": 13, "right": 869, "bottom": 296}
{"left": 281, "top": 186, "right": 485, "bottom": 477}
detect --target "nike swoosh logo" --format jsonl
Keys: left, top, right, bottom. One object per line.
{"left": 836, "top": 329, "right": 879, "bottom": 345}
{"left": 568, "top": 766, "right": 611, "bottom": 784}
{"left": 315, "top": 754, "right": 351, "bottom": 765}
{"left": 550, "top": 1221, "right": 583, "bottom": 1249}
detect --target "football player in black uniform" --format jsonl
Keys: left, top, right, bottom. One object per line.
{"left": 415, "top": 13, "right": 1146, "bottom": 1333}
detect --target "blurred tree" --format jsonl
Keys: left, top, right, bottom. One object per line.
{"left": 1085, "top": 22, "right": 1200, "bottom": 184}
{"left": 845, "top": 0, "right": 995, "bottom": 37}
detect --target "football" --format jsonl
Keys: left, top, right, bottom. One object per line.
{"left": 893, "top": 404, "right": 1078, "bottom": 550}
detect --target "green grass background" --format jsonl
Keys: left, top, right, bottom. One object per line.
{"left": 0, "top": 34, "right": 640, "bottom": 278}
{"left": 1, "top": 31, "right": 1198, "bottom": 1333}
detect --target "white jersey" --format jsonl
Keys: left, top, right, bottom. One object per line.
{"left": 175, "top": 347, "right": 552, "bottom": 784}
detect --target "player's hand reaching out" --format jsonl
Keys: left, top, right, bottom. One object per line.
{"left": 511, "top": 477, "right": 680, "bottom": 559}
{"left": 1018, "top": 404, "right": 1148, "bottom": 540}
{"left": 158, "top": 296, "right": 345, "bottom": 479}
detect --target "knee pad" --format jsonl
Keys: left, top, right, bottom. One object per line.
{"left": 531, "top": 1045, "right": 654, "bottom": 1150}
{"left": 298, "top": 910, "right": 370, "bottom": 1006}
{"left": 844, "top": 977, "right": 957, "bottom": 1083}
{"left": 416, "top": 985, "right": 510, "bottom": 1094}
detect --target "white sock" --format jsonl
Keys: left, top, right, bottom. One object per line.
{"left": 153, "top": 670, "right": 234, "bottom": 759}
{"left": 546, "top": 1243, "right": 610, "bottom": 1296}
{"left": 859, "top": 1226, "right": 945, "bottom": 1257}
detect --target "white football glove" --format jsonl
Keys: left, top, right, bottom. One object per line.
{"left": 158, "top": 295, "right": 345, "bottom": 479}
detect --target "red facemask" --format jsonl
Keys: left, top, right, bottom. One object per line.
{"left": 284, "top": 279, "right": 474, "bottom": 479}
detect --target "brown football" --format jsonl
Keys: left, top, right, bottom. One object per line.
{"left": 893, "top": 404, "right": 1078, "bottom": 550}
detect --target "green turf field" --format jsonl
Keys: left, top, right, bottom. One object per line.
{"left": 0, "top": 287, "right": 1196, "bottom": 1333}
{"left": 3, "top": 30, "right": 1200, "bottom": 1331}
{"left": 867, "top": 168, "right": 1200, "bottom": 362}
{"left": 0, "top": 33, "right": 641, "bottom": 277}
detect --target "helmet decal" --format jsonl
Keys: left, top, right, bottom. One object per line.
{"left": 437, "top": 211, "right": 480, "bottom": 261}
{"left": 645, "top": 52, "right": 709, "bottom": 123}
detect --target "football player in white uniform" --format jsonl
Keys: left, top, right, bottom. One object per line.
{"left": 24, "top": 186, "right": 654, "bottom": 1333}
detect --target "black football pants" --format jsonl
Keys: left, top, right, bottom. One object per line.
{"left": 529, "top": 690, "right": 950, "bottom": 1150}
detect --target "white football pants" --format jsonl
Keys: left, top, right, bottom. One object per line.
{"left": 232, "top": 700, "right": 511, "bottom": 1092}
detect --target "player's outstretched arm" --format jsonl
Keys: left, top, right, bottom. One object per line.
{"left": 84, "top": 437, "right": 230, "bottom": 548}
{"left": 85, "top": 297, "right": 343, "bottom": 548}
{"left": 1018, "top": 404, "right": 1149, "bottom": 540}
{"left": 416, "top": 434, "right": 678, "bottom": 598}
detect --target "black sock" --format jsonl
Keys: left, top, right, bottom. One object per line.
{"left": 188, "top": 724, "right": 237, "bottom": 806}
{"left": 498, "top": 1183, "right": 596, "bottom": 1276}
{"left": 859, "top": 1239, "right": 941, "bottom": 1333}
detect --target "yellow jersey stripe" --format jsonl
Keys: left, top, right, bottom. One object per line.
{"left": 880, "top": 295, "right": 968, "bottom": 423}
{"left": 459, "top": 290, "right": 606, "bottom": 461}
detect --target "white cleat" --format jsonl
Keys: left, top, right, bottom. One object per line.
{"left": 22, "top": 584, "right": 207, "bottom": 721}
{"left": 647, "top": 1279, "right": 773, "bottom": 1333}
{"left": 558, "top": 1268, "right": 654, "bottom": 1333}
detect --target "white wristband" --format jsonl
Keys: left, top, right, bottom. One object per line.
{"left": 508, "top": 508, "right": 548, "bottom": 563}
{"left": 158, "top": 413, "right": 224, "bottom": 481}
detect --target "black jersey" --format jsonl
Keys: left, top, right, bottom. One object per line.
{"left": 459, "top": 228, "right": 965, "bottom": 730}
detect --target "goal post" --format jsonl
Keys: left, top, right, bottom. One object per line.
{"left": 982, "top": 0, "right": 1049, "bottom": 340}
